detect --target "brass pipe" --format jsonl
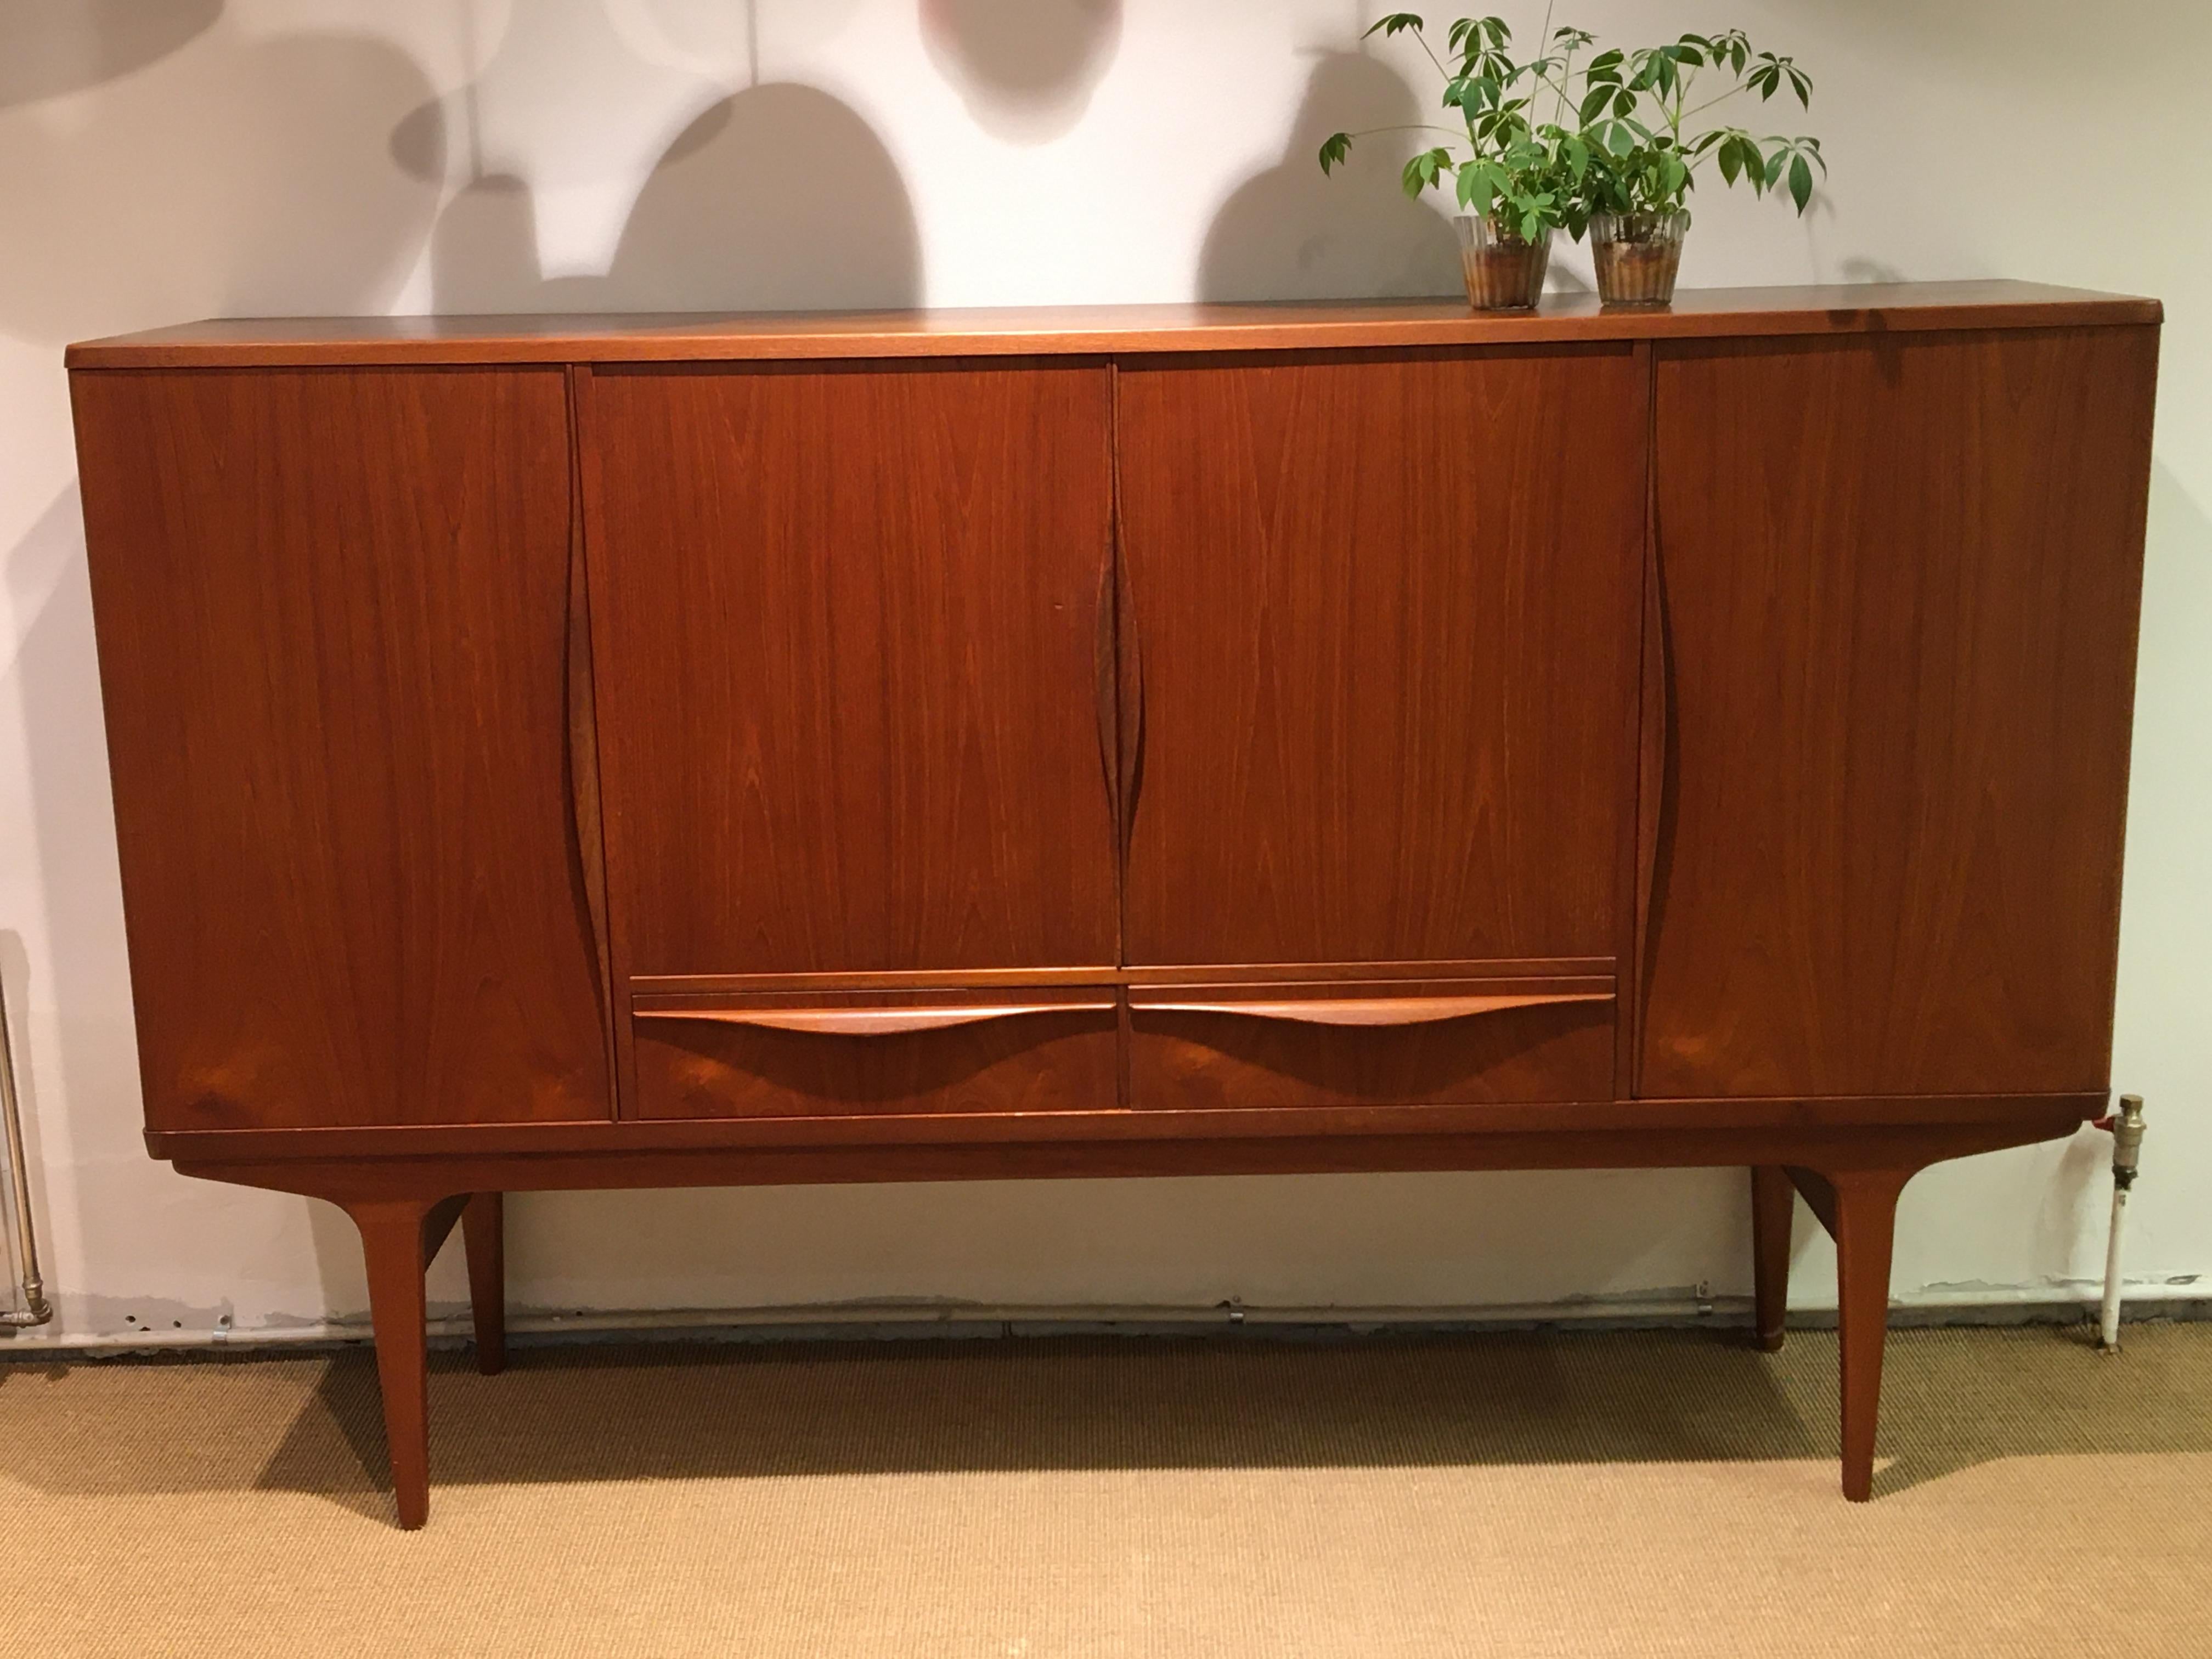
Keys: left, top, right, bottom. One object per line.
{"left": 0, "top": 971, "right": 52, "bottom": 1328}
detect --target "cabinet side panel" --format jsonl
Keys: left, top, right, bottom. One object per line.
{"left": 1117, "top": 345, "right": 1645, "bottom": 967}
{"left": 1640, "top": 328, "right": 2157, "bottom": 1098}
{"left": 73, "top": 366, "right": 612, "bottom": 1130}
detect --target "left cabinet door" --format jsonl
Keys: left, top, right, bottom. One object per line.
{"left": 74, "top": 368, "right": 613, "bottom": 1131}
{"left": 580, "top": 362, "right": 1119, "bottom": 983}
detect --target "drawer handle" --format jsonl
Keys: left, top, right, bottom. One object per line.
{"left": 637, "top": 1002, "right": 1116, "bottom": 1037}
{"left": 1133, "top": 992, "right": 1612, "bottom": 1028}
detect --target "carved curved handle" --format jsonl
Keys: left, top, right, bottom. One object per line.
{"left": 636, "top": 1002, "right": 1116, "bottom": 1037}
{"left": 563, "top": 368, "right": 615, "bottom": 1086}
{"left": 1633, "top": 407, "right": 1675, "bottom": 1091}
{"left": 1094, "top": 554, "right": 1118, "bottom": 826}
{"left": 1134, "top": 991, "right": 1612, "bottom": 1028}
{"left": 1117, "top": 552, "right": 1146, "bottom": 853}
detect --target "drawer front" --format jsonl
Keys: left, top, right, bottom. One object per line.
{"left": 631, "top": 988, "right": 1119, "bottom": 1120}
{"left": 1128, "top": 980, "right": 1615, "bottom": 1110}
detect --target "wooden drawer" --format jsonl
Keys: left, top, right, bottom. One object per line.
{"left": 631, "top": 988, "right": 1120, "bottom": 1121}
{"left": 1127, "top": 980, "right": 1615, "bottom": 1110}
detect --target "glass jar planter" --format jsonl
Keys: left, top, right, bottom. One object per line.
{"left": 1454, "top": 216, "right": 1552, "bottom": 311}
{"left": 1591, "top": 210, "right": 1691, "bottom": 307}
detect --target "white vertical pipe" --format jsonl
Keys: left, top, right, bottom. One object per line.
{"left": 2100, "top": 1186, "right": 2130, "bottom": 1349}
{"left": 0, "top": 969, "right": 53, "bottom": 1328}
{"left": 2098, "top": 1095, "right": 2147, "bottom": 1352}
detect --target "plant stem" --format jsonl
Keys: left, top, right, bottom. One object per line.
{"left": 1537, "top": 0, "right": 1559, "bottom": 120}
{"left": 1677, "top": 85, "right": 1750, "bottom": 125}
{"left": 1407, "top": 25, "right": 1454, "bottom": 86}
{"left": 1340, "top": 123, "right": 1477, "bottom": 143}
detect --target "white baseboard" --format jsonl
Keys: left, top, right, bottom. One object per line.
{"left": 8, "top": 1285, "right": 2209, "bottom": 1356}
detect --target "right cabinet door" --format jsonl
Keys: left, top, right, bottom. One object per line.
{"left": 1116, "top": 345, "right": 1645, "bottom": 972}
{"left": 1639, "top": 329, "right": 2158, "bottom": 1099}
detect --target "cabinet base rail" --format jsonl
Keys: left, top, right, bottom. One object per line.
{"left": 177, "top": 1109, "right": 2084, "bottom": 1528}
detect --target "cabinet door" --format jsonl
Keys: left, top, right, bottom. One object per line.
{"left": 1116, "top": 346, "right": 1645, "bottom": 969}
{"left": 74, "top": 368, "right": 611, "bottom": 1131}
{"left": 1639, "top": 330, "right": 2158, "bottom": 1098}
{"left": 583, "top": 362, "right": 1117, "bottom": 979}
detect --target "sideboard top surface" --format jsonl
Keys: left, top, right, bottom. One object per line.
{"left": 66, "top": 281, "right": 2159, "bottom": 369}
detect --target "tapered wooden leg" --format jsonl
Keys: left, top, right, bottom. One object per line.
{"left": 1788, "top": 1167, "right": 1910, "bottom": 1502}
{"left": 346, "top": 1194, "right": 468, "bottom": 1530}
{"left": 462, "top": 1193, "right": 506, "bottom": 1376}
{"left": 1750, "top": 1166, "right": 1795, "bottom": 1351}
{"left": 1786, "top": 1166, "right": 1913, "bottom": 1500}
{"left": 1832, "top": 1170, "right": 1909, "bottom": 1502}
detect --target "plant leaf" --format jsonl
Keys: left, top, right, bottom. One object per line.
{"left": 1365, "top": 13, "right": 1425, "bottom": 39}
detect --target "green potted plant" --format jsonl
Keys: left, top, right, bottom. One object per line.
{"left": 1320, "top": 13, "right": 1597, "bottom": 311}
{"left": 1577, "top": 31, "right": 1825, "bottom": 306}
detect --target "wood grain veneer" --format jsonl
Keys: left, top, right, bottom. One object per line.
{"left": 1127, "top": 980, "right": 1617, "bottom": 1110}
{"left": 72, "top": 367, "right": 612, "bottom": 1131}
{"left": 631, "top": 989, "right": 1120, "bottom": 1121}
{"left": 1638, "top": 328, "right": 2158, "bottom": 1099}
{"left": 580, "top": 360, "right": 1118, "bottom": 985}
{"left": 140, "top": 1090, "right": 2109, "bottom": 1164}
{"left": 1116, "top": 345, "right": 1643, "bottom": 969}
{"left": 176, "top": 1109, "right": 2092, "bottom": 1205}
{"left": 67, "top": 283, "right": 2159, "bottom": 368}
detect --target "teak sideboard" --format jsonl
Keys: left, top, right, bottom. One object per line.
{"left": 67, "top": 284, "right": 2160, "bottom": 1527}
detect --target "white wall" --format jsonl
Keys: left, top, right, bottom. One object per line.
{"left": 2, "top": 0, "right": 2204, "bottom": 1345}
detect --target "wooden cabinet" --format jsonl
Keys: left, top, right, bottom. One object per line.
{"left": 67, "top": 285, "right": 2160, "bottom": 1525}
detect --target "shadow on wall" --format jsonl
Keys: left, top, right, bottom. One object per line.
{"left": 0, "top": 11, "right": 465, "bottom": 1336}
{"left": 388, "top": 0, "right": 730, "bottom": 195}
{"left": 921, "top": 0, "right": 1121, "bottom": 143}
{"left": 1, "top": 10, "right": 461, "bottom": 1340}
{"left": 1200, "top": 52, "right": 1460, "bottom": 303}
{"left": 0, "top": 0, "right": 220, "bottom": 109}
{"left": 404, "top": 0, "right": 921, "bottom": 313}
{"left": 0, "top": 22, "right": 443, "bottom": 341}
{"left": 428, "top": 84, "right": 922, "bottom": 314}
{"left": 1, "top": 493, "right": 151, "bottom": 1304}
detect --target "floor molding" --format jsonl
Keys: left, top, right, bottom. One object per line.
{"left": 8, "top": 1288, "right": 2209, "bottom": 1358}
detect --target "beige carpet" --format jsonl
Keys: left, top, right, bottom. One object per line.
{"left": 3, "top": 1321, "right": 2207, "bottom": 1657}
